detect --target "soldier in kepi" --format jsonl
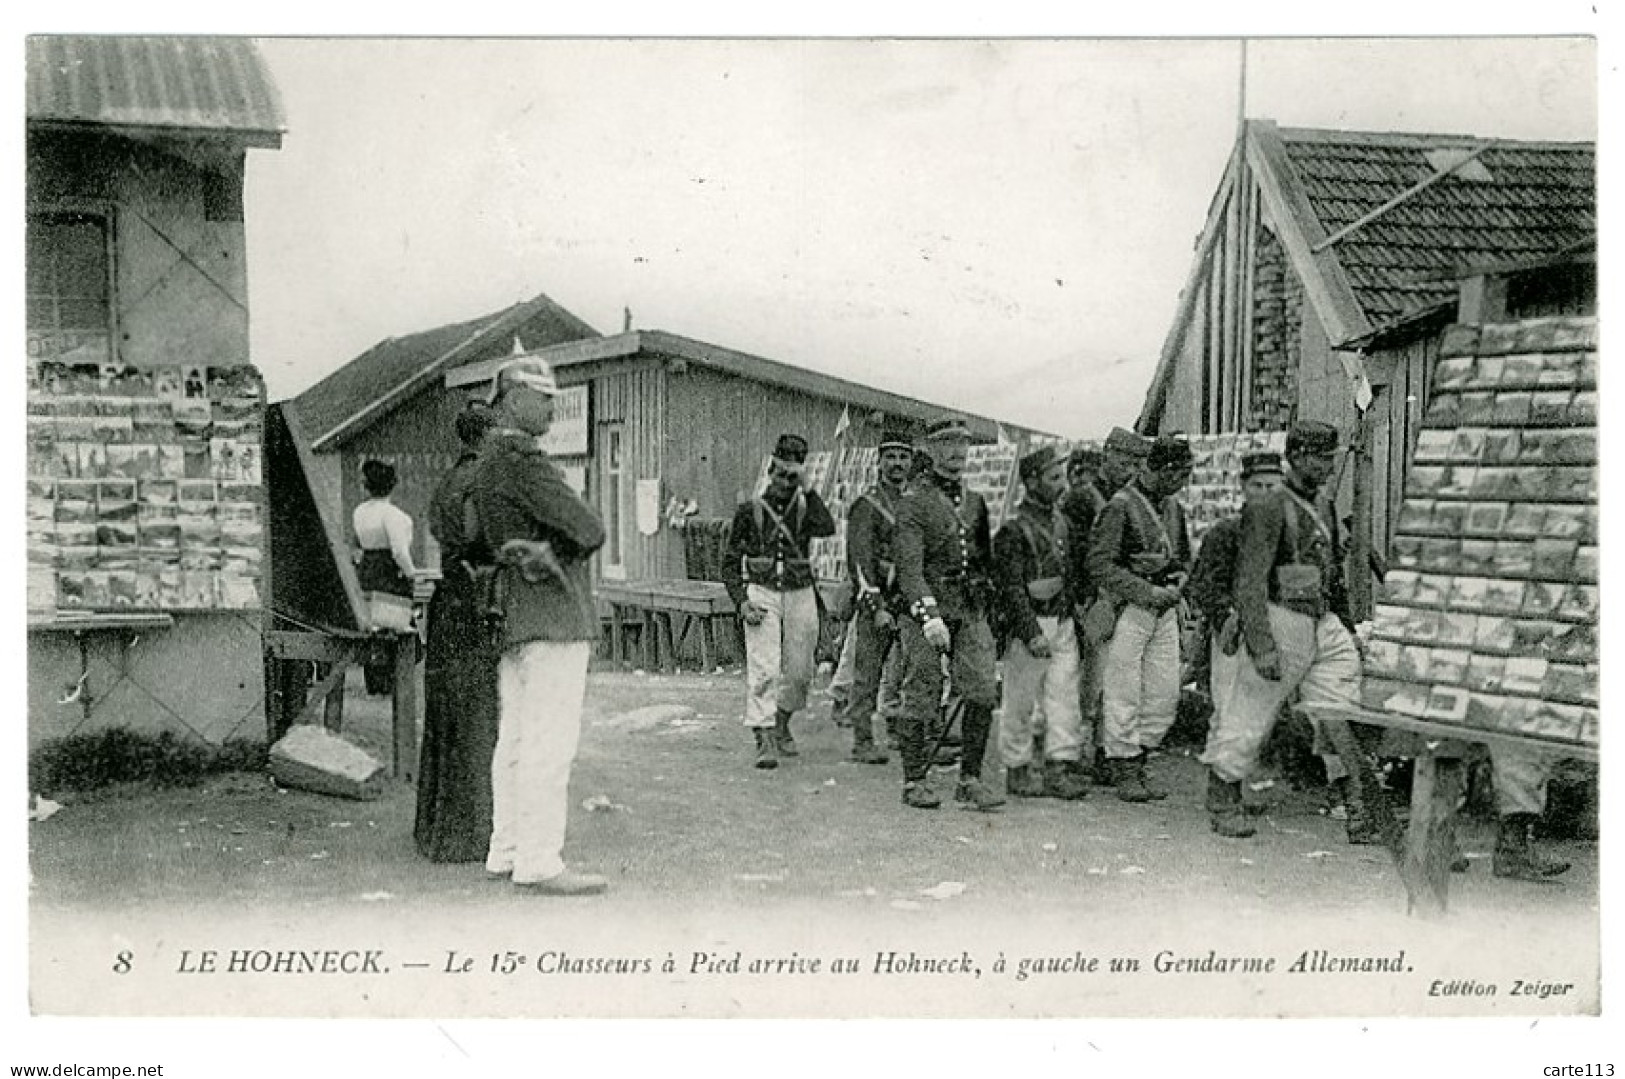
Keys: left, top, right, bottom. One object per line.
{"left": 994, "top": 444, "right": 1090, "bottom": 800}
{"left": 1200, "top": 422, "right": 1372, "bottom": 842}
{"left": 1086, "top": 434, "right": 1194, "bottom": 803}
{"left": 836, "top": 424, "right": 915, "bottom": 765}
{"left": 1060, "top": 428, "right": 1147, "bottom": 783}
{"left": 893, "top": 417, "right": 1005, "bottom": 812}
{"left": 723, "top": 434, "right": 836, "bottom": 770}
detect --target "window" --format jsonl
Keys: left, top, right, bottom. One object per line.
{"left": 27, "top": 210, "right": 115, "bottom": 364}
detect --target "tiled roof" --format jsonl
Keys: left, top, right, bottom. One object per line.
{"left": 1277, "top": 128, "right": 1594, "bottom": 330}
{"left": 286, "top": 293, "right": 599, "bottom": 448}
{"left": 27, "top": 36, "right": 284, "bottom": 146}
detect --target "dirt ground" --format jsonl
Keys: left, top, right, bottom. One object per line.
{"left": 27, "top": 668, "right": 1601, "bottom": 1019}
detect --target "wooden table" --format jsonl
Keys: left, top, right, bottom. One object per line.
{"left": 597, "top": 579, "right": 736, "bottom": 672}
{"left": 1303, "top": 703, "right": 1596, "bottom": 918}
{"left": 264, "top": 625, "right": 422, "bottom": 782}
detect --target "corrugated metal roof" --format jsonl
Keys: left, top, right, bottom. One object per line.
{"left": 27, "top": 36, "right": 285, "bottom": 146}
{"left": 1277, "top": 127, "right": 1595, "bottom": 330}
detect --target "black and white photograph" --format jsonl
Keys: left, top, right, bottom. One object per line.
{"left": 9, "top": 13, "right": 1612, "bottom": 1077}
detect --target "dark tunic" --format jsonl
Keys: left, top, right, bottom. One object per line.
{"left": 721, "top": 487, "right": 836, "bottom": 607}
{"left": 846, "top": 485, "right": 904, "bottom": 613}
{"left": 1233, "top": 477, "right": 1351, "bottom": 665}
{"left": 1056, "top": 479, "right": 1108, "bottom": 608}
{"left": 1085, "top": 479, "right": 1193, "bottom": 610}
{"left": 993, "top": 496, "right": 1069, "bottom": 648}
{"left": 414, "top": 453, "right": 500, "bottom": 863}
{"left": 468, "top": 432, "right": 606, "bottom": 648}
{"left": 1186, "top": 515, "right": 1243, "bottom": 629}
{"left": 895, "top": 471, "right": 993, "bottom": 623}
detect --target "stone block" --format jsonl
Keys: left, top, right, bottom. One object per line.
{"left": 268, "top": 724, "right": 386, "bottom": 800}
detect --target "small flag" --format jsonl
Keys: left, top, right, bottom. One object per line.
{"left": 833, "top": 405, "right": 851, "bottom": 442}
{"left": 995, "top": 423, "right": 1013, "bottom": 448}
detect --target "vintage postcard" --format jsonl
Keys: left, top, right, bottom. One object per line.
{"left": 9, "top": 24, "right": 1609, "bottom": 1077}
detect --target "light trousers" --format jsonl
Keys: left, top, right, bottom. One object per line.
{"left": 1490, "top": 744, "right": 1553, "bottom": 816}
{"left": 1201, "top": 605, "right": 1360, "bottom": 784}
{"left": 742, "top": 583, "right": 819, "bottom": 727}
{"left": 486, "top": 639, "right": 591, "bottom": 883}
{"left": 999, "top": 615, "right": 1086, "bottom": 766}
{"left": 1100, "top": 604, "right": 1183, "bottom": 759}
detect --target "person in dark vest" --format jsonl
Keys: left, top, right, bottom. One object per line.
{"left": 1201, "top": 421, "right": 1370, "bottom": 842}
{"left": 995, "top": 444, "right": 1090, "bottom": 800}
{"left": 1185, "top": 450, "right": 1286, "bottom": 695}
{"left": 352, "top": 458, "right": 418, "bottom": 696}
{"left": 1086, "top": 434, "right": 1193, "bottom": 803}
{"left": 836, "top": 424, "right": 915, "bottom": 764}
{"left": 722, "top": 434, "right": 836, "bottom": 769}
{"left": 414, "top": 403, "right": 501, "bottom": 863}
{"left": 467, "top": 355, "right": 608, "bottom": 895}
{"left": 1061, "top": 428, "right": 1149, "bottom": 783}
{"left": 893, "top": 417, "right": 1005, "bottom": 811}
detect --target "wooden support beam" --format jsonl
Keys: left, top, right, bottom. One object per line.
{"left": 1403, "top": 749, "right": 1467, "bottom": 919}
{"left": 292, "top": 663, "right": 351, "bottom": 730}
{"left": 321, "top": 664, "right": 347, "bottom": 733}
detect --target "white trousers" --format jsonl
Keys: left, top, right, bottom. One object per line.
{"left": 830, "top": 613, "right": 859, "bottom": 696}
{"left": 999, "top": 615, "right": 1086, "bottom": 766}
{"left": 742, "top": 583, "right": 819, "bottom": 727}
{"left": 1100, "top": 604, "right": 1182, "bottom": 759}
{"left": 1491, "top": 744, "right": 1553, "bottom": 816}
{"left": 1201, "top": 605, "right": 1359, "bottom": 784}
{"left": 486, "top": 639, "right": 591, "bottom": 883}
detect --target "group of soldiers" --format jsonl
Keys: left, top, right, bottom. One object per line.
{"left": 721, "top": 416, "right": 1572, "bottom": 883}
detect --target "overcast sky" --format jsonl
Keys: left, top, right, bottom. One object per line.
{"left": 244, "top": 36, "right": 1595, "bottom": 437}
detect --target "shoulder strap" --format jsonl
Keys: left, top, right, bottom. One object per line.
{"left": 755, "top": 495, "right": 808, "bottom": 558}
{"left": 1281, "top": 488, "right": 1332, "bottom": 549}
{"left": 856, "top": 489, "right": 897, "bottom": 527}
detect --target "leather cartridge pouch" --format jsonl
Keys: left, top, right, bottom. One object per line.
{"left": 1273, "top": 563, "right": 1323, "bottom": 604}
{"left": 1025, "top": 576, "right": 1065, "bottom": 602}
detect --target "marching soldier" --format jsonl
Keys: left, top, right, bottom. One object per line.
{"left": 1086, "top": 434, "right": 1194, "bottom": 803}
{"left": 836, "top": 425, "right": 916, "bottom": 764}
{"left": 1059, "top": 428, "right": 1148, "bottom": 782}
{"left": 1200, "top": 422, "right": 1371, "bottom": 841}
{"left": 893, "top": 417, "right": 1005, "bottom": 811}
{"left": 723, "top": 434, "right": 836, "bottom": 770}
{"left": 467, "top": 355, "right": 608, "bottom": 895}
{"left": 995, "top": 444, "right": 1090, "bottom": 800}
{"left": 1185, "top": 450, "right": 1286, "bottom": 692}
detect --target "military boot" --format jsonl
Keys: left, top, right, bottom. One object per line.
{"left": 955, "top": 776, "right": 1006, "bottom": 812}
{"left": 753, "top": 729, "right": 778, "bottom": 770}
{"left": 1493, "top": 813, "right": 1570, "bottom": 881}
{"left": 1139, "top": 751, "right": 1169, "bottom": 801}
{"left": 1206, "top": 771, "right": 1256, "bottom": 839}
{"left": 850, "top": 726, "right": 890, "bottom": 765}
{"left": 902, "top": 780, "right": 941, "bottom": 810}
{"left": 773, "top": 710, "right": 799, "bottom": 758}
{"left": 1043, "top": 760, "right": 1090, "bottom": 801}
{"left": 1006, "top": 764, "right": 1045, "bottom": 798}
{"left": 1113, "top": 754, "right": 1153, "bottom": 804}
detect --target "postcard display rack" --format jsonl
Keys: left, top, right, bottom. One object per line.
{"left": 27, "top": 360, "right": 267, "bottom": 617}
{"left": 26, "top": 359, "right": 269, "bottom": 749}
{"left": 1306, "top": 316, "right": 1598, "bottom": 916}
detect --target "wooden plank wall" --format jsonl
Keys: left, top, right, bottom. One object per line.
{"left": 594, "top": 363, "right": 671, "bottom": 578}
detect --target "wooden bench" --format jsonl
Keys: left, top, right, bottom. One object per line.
{"left": 597, "top": 579, "right": 736, "bottom": 672}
